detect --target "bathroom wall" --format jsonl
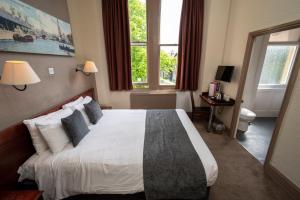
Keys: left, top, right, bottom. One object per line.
{"left": 254, "top": 88, "right": 286, "bottom": 117}
{"left": 242, "top": 35, "right": 268, "bottom": 110}
{"left": 251, "top": 29, "right": 300, "bottom": 117}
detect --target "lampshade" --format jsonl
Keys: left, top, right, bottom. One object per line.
{"left": 83, "top": 61, "right": 98, "bottom": 73}
{"left": 0, "top": 61, "right": 41, "bottom": 85}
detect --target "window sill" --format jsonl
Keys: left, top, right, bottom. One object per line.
{"left": 258, "top": 84, "right": 287, "bottom": 89}
{"left": 131, "top": 89, "right": 176, "bottom": 95}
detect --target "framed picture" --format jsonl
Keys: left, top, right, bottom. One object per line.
{"left": 0, "top": 0, "right": 75, "bottom": 56}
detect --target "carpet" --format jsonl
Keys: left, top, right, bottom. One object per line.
{"left": 194, "top": 122, "right": 292, "bottom": 200}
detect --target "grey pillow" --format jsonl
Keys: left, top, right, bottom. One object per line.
{"left": 61, "top": 110, "right": 90, "bottom": 146}
{"left": 84, "top": 100, "right": 103, "bottom": 124}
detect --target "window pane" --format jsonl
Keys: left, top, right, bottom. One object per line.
{"left": 259, "top": 45, "right": 297, "bottom": 85}
{"left": 159, "top": 46, "right": 178, "bottom": 85}
{"left": 160, "top": 0, "right": 182, "bottom": 44}
{"left": 128, "top": 0, "right": 147, "bottom": 42}
{"left": 131, "top": 45, "right": 148, "bottom": 84}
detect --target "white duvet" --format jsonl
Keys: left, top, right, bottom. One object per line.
{"left": 18, "top": 109, "right": 218, "bottom": 200}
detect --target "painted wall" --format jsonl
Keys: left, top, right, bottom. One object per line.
{"left": 197, "top": 0, "right": 231, "bottom": 105}
{"left": 0, "top": 0, "right": 93, "bottom": 131}
{"left": 67, "top": 0, "right": 232, "bottom": 109}
{"left": 217, "top": 0, "right": 300, "bottom": 127}
{"left": 67, "top": 0, "right": 130, "bottom": 108}
{"left": 254, "top": 87, "right": 286, "bottom": 117}
{"left": 217, "top": 0, "right": 300, "bottom": 189}
{"left": 242, "top": 35, "right": 268, "bottom": 110}
{"left": 270, "top": 73, "right": 300, "bottom": 188}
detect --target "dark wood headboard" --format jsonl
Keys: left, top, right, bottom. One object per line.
{"left": 0, "top": 88, "right": 94, "bottom": 189}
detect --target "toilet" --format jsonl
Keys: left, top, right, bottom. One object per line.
{"left": 238, "top": 108, "right": 256, "bottom": 132}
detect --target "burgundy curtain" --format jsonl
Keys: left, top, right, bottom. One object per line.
{"left": 102, "top": 0, "right": 132, "bottom": 90}
{"left": 175, "top": 0, "right": 204, "bottom": 91}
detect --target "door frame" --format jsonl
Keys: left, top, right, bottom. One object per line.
{"left": 229, "top": 20, "right": 300, "bottom": 168}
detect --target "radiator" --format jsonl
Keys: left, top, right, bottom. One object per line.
{"left": 130, "top": 92, "right": 176, "bottom": 109}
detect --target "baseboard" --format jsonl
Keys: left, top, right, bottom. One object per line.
{"left": 264, "top": 163, "right": 300, "bottom": 200}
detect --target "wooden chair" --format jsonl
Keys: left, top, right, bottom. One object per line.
{"left": 190, "top": 91, "right": 210, "bottom": 121}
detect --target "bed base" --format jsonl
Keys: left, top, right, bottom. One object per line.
{"left": 17, "top": 180, "right": 210, "bottom": 200}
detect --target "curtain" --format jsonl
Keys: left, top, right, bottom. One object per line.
{"left": 102, "top": 0, "right": 132, "bottom": 90}
{"left": 175, "top": 0, "right": 204, "bottom": 91}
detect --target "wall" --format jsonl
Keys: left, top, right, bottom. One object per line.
{"left": 242, "top": 35, "right": 285, "bottom": 117}
{"left": 252, "top": 29, "right": 300, "bottom": 117}
{"left": 253, "top": 87, "right": 286, "bottom": 117}
{"left": 216, "top": 0, "right": 300, "bottom": 127}
{"left": 67, "top": 0, "right": 232, "bottom": 109}
{"left": 197, "top": 0, "right": 231, "bottom": 106}
{"left": 0, "top": 0, "right": 93, "bottom": 131}
{"left": 67, "top": 0, "right": 131, "bottom": 109}
{"left": 217, "top": 0, "right": 300, "bottom": 190}
{"left": 242, "top": 35, "right": 268, "bottom": 110}
{"left": 270, "top": 73, "right": 300, "bottom": 188}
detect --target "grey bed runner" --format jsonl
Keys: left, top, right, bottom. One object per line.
{"left": 143, "top": 110, "right": 207, "bottom": 200}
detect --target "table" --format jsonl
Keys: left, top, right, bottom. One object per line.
{"left": 200, "top": 92, "right": 235, "bottom": 132}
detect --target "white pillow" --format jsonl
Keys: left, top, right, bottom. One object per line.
{"left": 37, "top": 122, "right": 70, "bottom": 153}
{"left": 82, "top": 96, "right": 92, "bottom": 104}
{"left": 62, "top": 96, "right": 84, "bottom": 110}
{"left": 72, "top": 96, "right": 93, "bottom": 125}
{"left": 23, "top": 115, "right": 50, "bottom": 154}
{"left": 23, "top": 108, "right": 73, "bottom": 154}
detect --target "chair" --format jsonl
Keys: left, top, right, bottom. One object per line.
{"left": 190, "top": 91, "right": 210, "bottom": 121}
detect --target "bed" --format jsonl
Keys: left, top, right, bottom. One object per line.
{"left": 0, "top": 88, "right": 218, "bottom": 200}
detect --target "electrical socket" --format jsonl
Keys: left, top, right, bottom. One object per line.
{"left": 48, "top": 67, "right": 55, "bottom": 75}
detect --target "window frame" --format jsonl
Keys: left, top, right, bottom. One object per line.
{"left": 258, "top": 42, "right": 299, "bottom": 89}
{"left": 128, "top": 0, "right": 149, "bottom": 88}
{"left": 129, "top": 0, "right": 182, "bottom": 90}
{"left": 130, "top": 41, "right": 148, "bottom": 87}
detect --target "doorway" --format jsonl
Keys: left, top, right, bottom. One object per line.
{"left": 236, "top": 29, "right": 300, "bottom": 164}
{"left": 229, "top": 20, "right": 300, "bottom": 167}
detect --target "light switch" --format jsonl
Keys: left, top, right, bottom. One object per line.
{"left": 48, "top": 67, "right": 55, "bottom": 75}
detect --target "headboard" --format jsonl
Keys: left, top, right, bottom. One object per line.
{"left": 0, "top": 88, "right": 94, "bottom": 189}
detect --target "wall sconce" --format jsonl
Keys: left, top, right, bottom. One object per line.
{"left": 76, "top": 61, "right": 98, "bottom": 76}
{"left": 0, "top": 61, "right": 41, "bottom": 91}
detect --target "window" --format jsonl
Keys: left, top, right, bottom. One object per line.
{"left": 259, "top": 45, "right": 298, "bottom": 86}
{"left": 128, "top": 0, "right": 183, "bottom": 89}
{"left": 128, "top": 0, "right": 148, "bottom": 88}
{"left": 159, "top": 0, "right": 182, "bottom": 85}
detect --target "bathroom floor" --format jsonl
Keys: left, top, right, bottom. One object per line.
{"left": 236, "top": 117, "right": 277, "bottom": 164}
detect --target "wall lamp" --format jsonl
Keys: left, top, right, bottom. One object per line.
{"left": 0, "top": 61, "right": 41, "bottom": 91}
{"left": 76, "top": 61, "right": 98, "bottom": 76}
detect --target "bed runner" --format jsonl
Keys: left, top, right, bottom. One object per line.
{"left": 143, "top": 110, "right": 207, "bottom": 200}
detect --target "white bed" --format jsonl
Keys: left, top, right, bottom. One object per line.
{"left": 18, "top": 109, "right": 218, "bottom": 200}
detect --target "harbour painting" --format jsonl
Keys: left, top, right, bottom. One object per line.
{"left": 0, "top": 0, "right": 75, "bottom": 56}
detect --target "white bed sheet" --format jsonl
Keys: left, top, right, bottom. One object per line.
{"left": 18, "top": 109, "right": 218, "bottom": 200}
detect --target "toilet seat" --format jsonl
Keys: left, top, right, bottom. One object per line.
{"left": 240, "top": 108, "right": 256, "bottom": 121}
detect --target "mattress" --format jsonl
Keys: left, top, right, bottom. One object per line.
{"left": 18, "top": 109, "right": 218, "bottom": 200}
